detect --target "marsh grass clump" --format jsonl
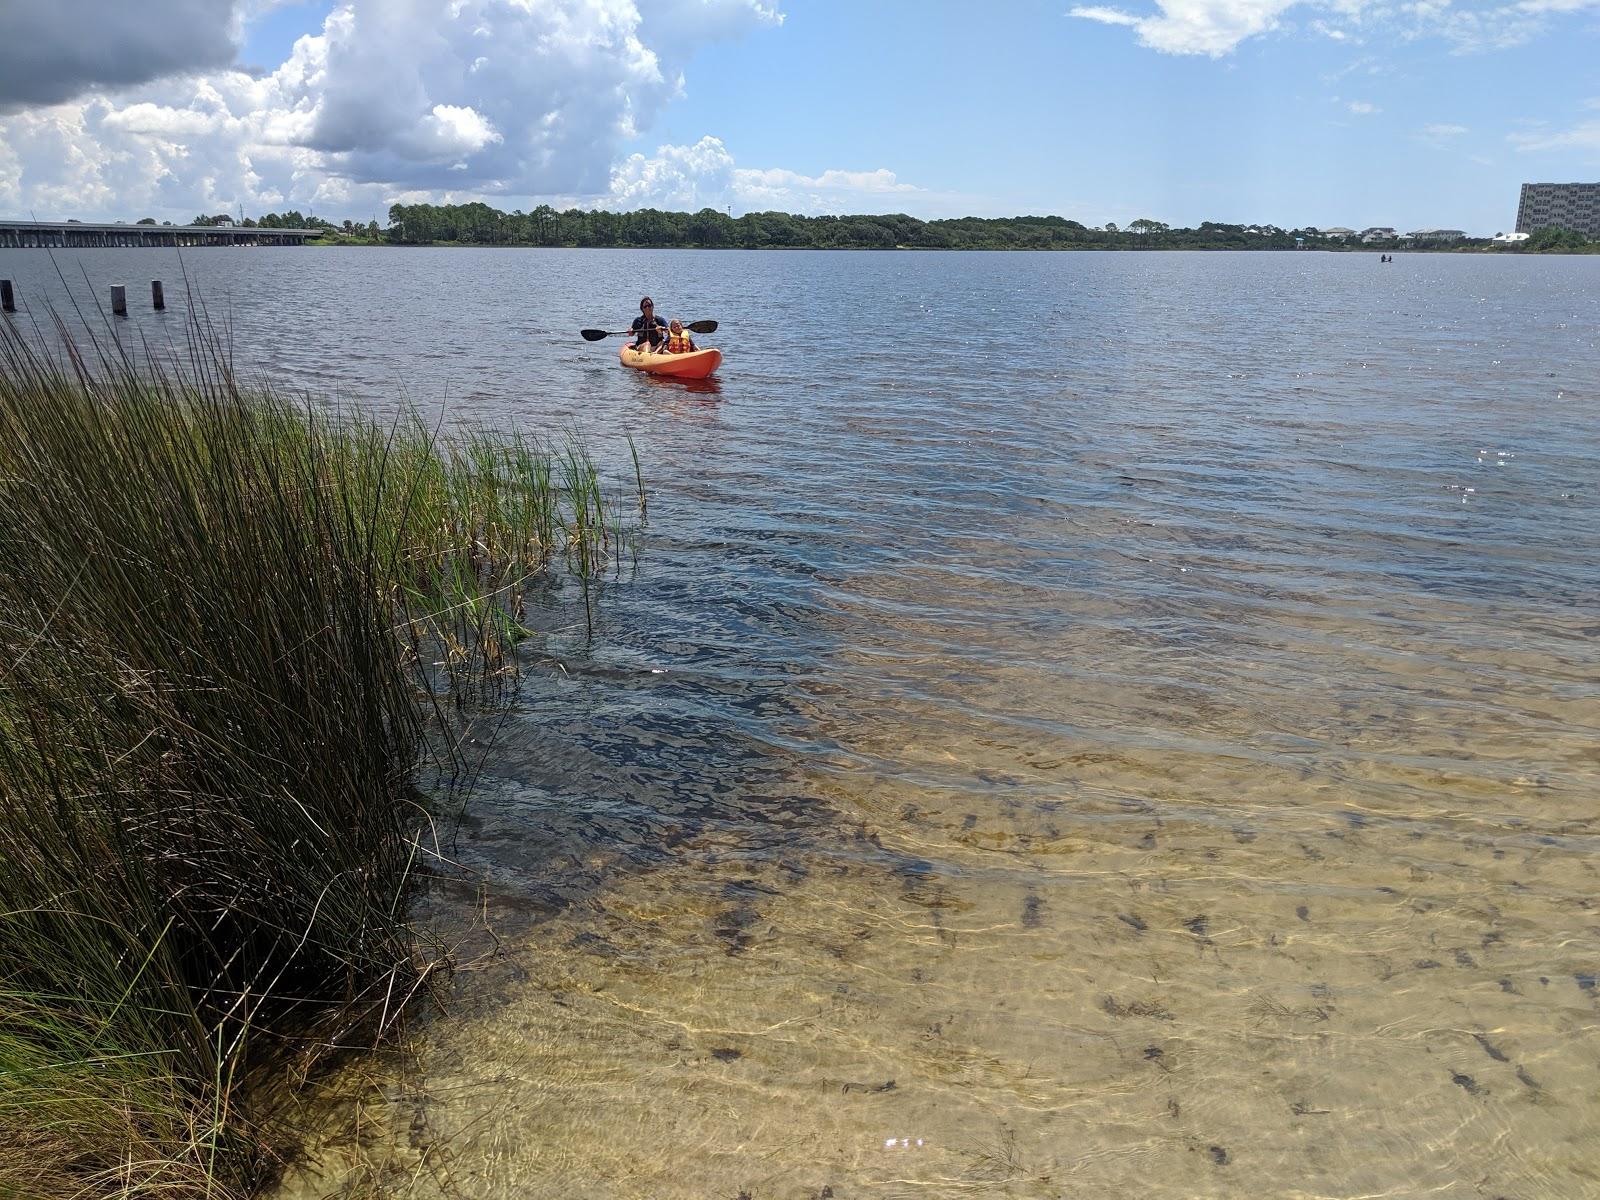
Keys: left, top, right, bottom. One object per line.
{"left": 0, "top": 314, "right": 640, "bottom": 1199}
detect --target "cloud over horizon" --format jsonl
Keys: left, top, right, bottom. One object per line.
{"left": 0, "top": 0, "right": 910, "bottom": 222}
{"left": 606, "top": 135, "right": 942, "bottom": 215}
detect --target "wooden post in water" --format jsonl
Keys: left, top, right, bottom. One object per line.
{"left": 0, "top": 279, "right": 14, "bottom": 313}
{"left": 151, "top": 280, "right": 165, "bottom": 310}
{"left": 110, "top": 284, "right": 127, "bottom": 316}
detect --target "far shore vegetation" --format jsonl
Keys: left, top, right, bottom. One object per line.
{"left": 0, "top": 312, "right": 641, "bottom": 1199}
{"left": 161, "top": 205, "right": 1600, "bottom": 253}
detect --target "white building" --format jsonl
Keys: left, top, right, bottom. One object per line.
{"left": 1360, "top": 227, "right": 1397, "bottom": 242}
{"left": 1407, "top": 229, "right": 1467, "bottom": 243}
{"left": 1492, "top": 231, "right": 1530, "bottom": 243}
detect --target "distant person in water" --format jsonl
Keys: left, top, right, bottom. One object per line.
{"left": 664, "top": 319, "right": 696, "bottom": 354}
{"left": 631, "top": 297, "right": 667, "bottom": 350}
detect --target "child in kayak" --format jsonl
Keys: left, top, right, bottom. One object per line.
{"left": 664, "top": 319, "right": 697, "bottom": 354}
{"left": 631, "top": 297, "right": 668, "bottom": 350}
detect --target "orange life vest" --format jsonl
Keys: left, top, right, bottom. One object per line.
{"left": 666, "top": 329, "right": 694, "bottom": 353}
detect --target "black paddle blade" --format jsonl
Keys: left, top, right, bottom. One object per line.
{"left": 580, "top": 328, "right": 612, "bottom": 341}
{"left": 687, "top": 319, "right": 718, "bottom": 334}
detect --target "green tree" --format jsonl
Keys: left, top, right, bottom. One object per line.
{"left": 1525, "top": 226, "right": 1588, "bottom": 252}
{"left": 530, "top": 204, "right": 557, "bottom": 245}
{"left": 687, "top": 207, "right": 731, "bottom": 247}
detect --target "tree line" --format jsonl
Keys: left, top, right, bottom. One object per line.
{"left": 141, "top": 204, "right": 1597, "bottom": 252}
{"left": 374, "top": 204, "right": 1597, "bottom": 252}
{"left": 375, "top": 204, "right": 1337, "bottom": 250}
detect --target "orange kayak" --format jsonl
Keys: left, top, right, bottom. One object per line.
{"left": 619, "top": 344, "right": 722, "bottom": 379}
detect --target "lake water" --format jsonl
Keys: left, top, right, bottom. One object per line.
{"left": 4, "top": 247, "right": 1599, "bottom": 1199}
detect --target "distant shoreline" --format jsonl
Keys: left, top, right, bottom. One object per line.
{"left": 6, "top": 202, "right": 1597, "bottom": 254}
{"left": 5, "top": 237, "right": 1595, "bottom": 255}
{"left": 296, "top": 239, "right": 1600, "bottom": 255}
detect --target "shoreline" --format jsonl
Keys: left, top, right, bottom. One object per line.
{"left": 203, "top": 240, "right": 1600, "bottom": 254}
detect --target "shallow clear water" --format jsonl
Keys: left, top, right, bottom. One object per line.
{"left": 5, "top": 247, "right": 1599, "bottom": 1198}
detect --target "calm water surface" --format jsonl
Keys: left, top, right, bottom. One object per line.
{"left": 5, "top": 248, "right": 1600, "bottom": 1198}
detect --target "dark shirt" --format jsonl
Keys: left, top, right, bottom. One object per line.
{"left": 631, "top": 314, "right": 667, "bottom": 347}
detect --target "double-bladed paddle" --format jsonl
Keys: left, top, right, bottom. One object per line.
{"left": 581, "top": 319, "right": 718, "bottom": 341}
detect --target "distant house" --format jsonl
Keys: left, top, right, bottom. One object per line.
{"left": 1359, "top": 227, "right": 1397, "bottom": 242}
{"left": 1321, "top": 227, "right": 1356, "bottom": 237}
{"left": 1407, "top": 229, "right": 1466, "bottom": 242}
{"left": 1492, "top": 230, "right": 1530, "bottom": 243}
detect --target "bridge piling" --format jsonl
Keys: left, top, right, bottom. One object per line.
{"left": 151, "top": 280, "right": 165, "bottom": 310}
{"left": 110, "top": 285, "right": 127, "bottom": 316}
{"left": 1, "top": 279, "right": 14, "bottom": 313}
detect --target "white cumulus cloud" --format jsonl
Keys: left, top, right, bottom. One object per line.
{"left": 609, "top": 136, "right": 739, "bottom": 210}
{"left": 419, "top": 105, "right": 503, "bottom": 158}
{"left": 0, "top": 0, "right": 783, "bottom": 220}
{"left": 607, "top": 136, "right": 959, "bottom": 216}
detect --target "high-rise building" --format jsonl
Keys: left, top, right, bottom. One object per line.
{"left": 1515, "top": 183, "right": 1600, "bottom": 236}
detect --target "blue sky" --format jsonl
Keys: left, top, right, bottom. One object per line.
{"left": 3, "top": 0, "right": 1598, "bottom": 233}
{"left": 629, "top": 0, "right": 1600, "bottom": 232}
{"left": 240, "top": 1, "right": 337, "bottom": 69}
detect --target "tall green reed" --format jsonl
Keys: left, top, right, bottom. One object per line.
{"left": 0, "top": 312, "right": 641, "bottom": 1199}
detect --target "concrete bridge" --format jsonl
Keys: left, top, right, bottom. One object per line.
{"left": 0, "top": 220, "right": 322, "bottom": 248}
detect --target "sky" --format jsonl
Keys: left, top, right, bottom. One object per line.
{"left": 0, "top": 0, "right": 1596, "bottom": 234}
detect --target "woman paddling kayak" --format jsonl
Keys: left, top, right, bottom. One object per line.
{"left": 630, "top": 297, "right": 667, "bottom": 350}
